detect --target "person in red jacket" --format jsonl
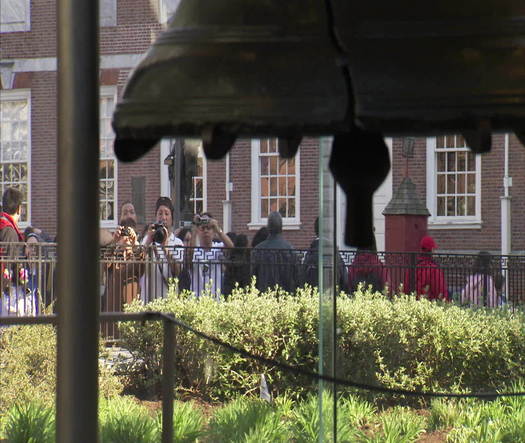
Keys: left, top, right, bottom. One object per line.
{"left": 404, "top": 236, "right": 449, "bottom": 301}
{"left": 348, "top": 245, "right": 390, "bottom": 294}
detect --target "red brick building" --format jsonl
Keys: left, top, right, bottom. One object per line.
{"left": 1, "top": 1, "right": 524, "bottom": 253}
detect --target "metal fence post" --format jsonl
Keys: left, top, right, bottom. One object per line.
{"left": 162, "top": 316, "right": 175, "bottom": 443}
{"left": 57, "top": 0, "right": 100, "bottom": 439}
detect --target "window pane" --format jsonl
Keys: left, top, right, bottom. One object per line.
{"left": 261, "top": 199, "right": 268, "bottom": 217}
{"left": 437, "top": 153, "right": 446, "bottom": 172}
{"left": 467, "top": 174, "right": 476, "bottom": 193}
{"left": 457, "top": 135, "right": 467, "bottom": 148}
{"left": 269, "top": 177, "right": 276, "bottom": 196}
{"left": 279, "top": 159, "right": 287, "bottom": 175}
{"left": 467, "top": 196, "right": 475, "bottom": 216}
{"left": 196, "top": 157, "right": 203, "bottom": 176}
{"left": 457, "top": 151, "right": 466, "bottom": 171}
{"left": 99, "top": 92, "right": 116, "bottom": 221}
{"left": 287, "top": 177, "right": 295, "bottom": 195}
{"left": 278, "top": 200, "right": 287, "bottom": 217}
{"left": 278, "top": 177, "right": 286, "bottom": 196}
{"left": 260, "top": 157, "right": 268, "bottom": 175}
{"left": 437, "top": 174, "right": 446, "bottom": 194}
{"left": 436, "top": 136, "right": 444, "bottom": 149}
{"left": 260, "top": 139, "right": 268, "bottom": 153}
{"left": 446, "top": 175, "right": 456, "bottom": 194}
{"left": 260, "top": 177, "right": 269, "bottom": 197}
{"left": 447, "top": 197, "right": 455, "bottom": 216}
{"left": 288, "top": 198, "right": 295, "bottom": 217}
{"left": 457, "top": 196, "right": 466, "bottom": 216}
{"left": 195, "top": 178, "right": 203, "bottom": 197}
{"left": 467, "top": 152, "right": 475, "bottom": 171}
{"left": 446, "top": 152, "right": 456, "bottom": 172}
{"left": 270, "top": 199, "right": 277, "bottom": 212}
{"left": 288, "top": 158, "right": 295, "bottom": 175}
{"left": 269, "top": 157, "right": 277, "bottom": 175}
{"left": 268, "top": 139, "right": 278, "bottom": 153}
{"left": 100, "top": 161, "right": 107, "bottom": 179}
{"left": 457, "top": 174, "right": 466, "bottom": 193}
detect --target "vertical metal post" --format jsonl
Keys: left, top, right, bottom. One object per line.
{"left": 57, "top": 0, "right": 100, "bottom": 441}
{"left": 162, "top": 317, "right": 175, "bottom": 443}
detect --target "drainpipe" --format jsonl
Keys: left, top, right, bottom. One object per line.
{"left": 222, "top": 152, "right": 232, "bottom": 233}
{"left": 500, "top": 133, "right": 512, "bottom": 256}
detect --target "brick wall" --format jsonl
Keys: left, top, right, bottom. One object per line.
{"left": 220, "top": 137, "right": 319, "bottom": 249}
{"left": 392, "top": 134, "right": 525, "bottom": 254}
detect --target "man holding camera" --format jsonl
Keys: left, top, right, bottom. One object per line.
{"left": 189, "top": 212, "right": 233, "bottom": 298}
{"left": 140, "top": 197, "right": 183, "bottom": 301}
{"left": 102, "top": 218, "right": 145, "bottom": 332}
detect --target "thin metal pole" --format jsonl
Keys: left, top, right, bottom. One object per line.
{"left": 57, "top": 0, "right": 100, "bottom": 440}
{"left": 162, "top": 317, "right": 175, "bottom": 443}
{"left": 332, "top": 181, "right": 337, "bottom": 443}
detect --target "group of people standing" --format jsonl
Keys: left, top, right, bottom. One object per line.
{"left": 0, "top": 185, "right": 506, "bottom": 317}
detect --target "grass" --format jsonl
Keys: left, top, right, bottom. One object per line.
{"left": 3, "top": 387, "right": 525, "bottom": 442}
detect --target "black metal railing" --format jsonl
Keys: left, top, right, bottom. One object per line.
{"left": 0, "top": 312, "right": 176, "bottom": 443}
{"left": 2, "top": 243, "right": 525, "bottom": 336}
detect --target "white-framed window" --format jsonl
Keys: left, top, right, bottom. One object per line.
{"left": 426, "top": 135, "right": 481, "bottom": 228}
{"left": 0, "top": 89, "right": 31, "bottom": 226}
{"left": 184, "top": 139, "right": 206, "bottom": 215}
{"left": 159, "top": 0, "right": 180, "bottom": 24}
{"left": 190, "top": 152, "right": 205, "bottom": 214}
{"left": 249, "top": 138, "right": 300, "bottom": 230}
{"left": 99, "top": 86, "right": 118, "bottom": 227}
{"left": 99, "top": 0, "right": 117, "bottom": 27}
{"left": 1, "top": 0, "right": 30, "bottom": 32}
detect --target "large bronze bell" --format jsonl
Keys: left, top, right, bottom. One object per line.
{"left": 112, "top": 0, "right": 525, "bottom": 248}
{"left": 112, "top": 0, "right": 348, "bottom": 162}
{"left": 334, "top": 0, "right": 525, "bottom": 152}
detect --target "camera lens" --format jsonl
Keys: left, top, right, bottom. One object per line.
{"left": 153, "top": 226, "right": 167, "bottom": 243}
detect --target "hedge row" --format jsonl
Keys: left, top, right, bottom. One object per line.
{"left": 120, "top": 283, "right": 525, "bottom": 401}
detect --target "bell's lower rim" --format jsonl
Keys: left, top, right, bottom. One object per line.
{"left": 156, "top": 26, "right": 329, "bottom": 44}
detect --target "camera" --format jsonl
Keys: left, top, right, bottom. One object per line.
{"left": 120, "top": 226, "right": 133, "bottom": 237}
{"left": 152, "top": 223, "right": 168, "bottom": 243}
{"left": 195, "top": 215, "right": 210, "bottom": 226}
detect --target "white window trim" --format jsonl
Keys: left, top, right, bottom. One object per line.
{"left": 0, "top": 88, "right": 31, "bottom": 228}
{"left": 426, "top": 136, "right": 482, "bottom": 229}
{"left": 189, "top": 144, "right": 207, "bottom": 214}
{"left": 249, "top": 138, "right": 301, "bottom": 230}
{"left": 158, "top": 0, "right": 180, "bottom": 25}
{"left": 99, "top": 85, "right": 118, "bottom": 229}
{"left": 160, "top": 138, "right": 171, "bottom": 198}
{"left": 0, "top": 0, "right": 31, "bottom": 32}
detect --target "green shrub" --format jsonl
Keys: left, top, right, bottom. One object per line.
{"left": 3, "top": 402, "right": 55, "bottom": 443}
{"left": 289, "top": 392, "right": 362, "bottom": 442}
{"left": 374, "top": 406, "right": 426, "bottom": 442}
{"left": 156, "top": 400, "right": 205, "bottom": 443}
{"left": 0, "top": 325, "right": 123, "bottom": 420}
{"left": 120, "top": 286, "right": 525, "bottom": 401}
{"left": 120, "top": 283, "right": 319, "bottom": 400}
{"left": 99, "top": 396, "right": 157, "bottom": 443}
{"left": 206, "top": 397, "right": 289, "bottom": 442}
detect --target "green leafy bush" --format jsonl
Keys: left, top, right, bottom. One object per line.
{"left": 206, "top": 397, "right": 289, "bottom": 442}
{"left": 3, "top": 402, "right": 55, "bottom": 443}
{"left": 99, "top": 396, "right": 157, "bottom": 443}
{"left": 0, "top": 325, "right": 123, "bottom": 421}
{"left": 338, "top": 291, "right": 525, "bottom": 398}
{"left": 120, "top": 283, "right": 319, "bottom": 400}
{"left": 120, "top": 286, "right": 525, "bottom": 402}
{"left": 158, "top": 400, "right": 205, "bottom": 443}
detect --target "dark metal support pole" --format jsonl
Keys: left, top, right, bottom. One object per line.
{"left": 57, "top": 0, "right": 100, "bottom": 440}
{"left": 162, "top": 317, "right": 175, "bottom": 443}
